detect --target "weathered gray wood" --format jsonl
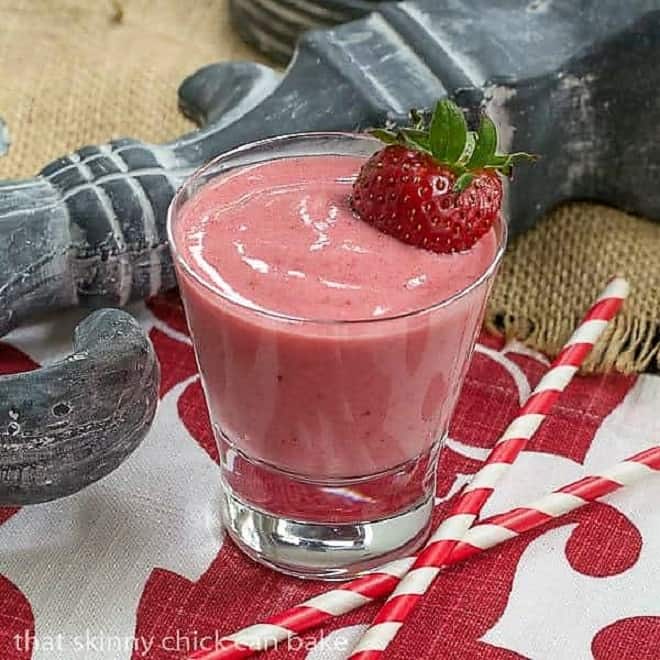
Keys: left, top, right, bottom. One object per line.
{"left": 0, "top": 309, "right": 159, "bottom": 505}
{"left": 229, "top": 0, "right": 375, "bottom": 63}
{"left": 0, "top": 62, "right": 281, "bottom": 338}
{"left": 0, "top": 1, "right": 658, "bottom": 341}
{"left": 0, "top": 117, "right": 9, "bottom": 157}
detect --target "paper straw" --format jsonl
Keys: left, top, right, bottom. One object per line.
{"left": 349, "top": 445, "right": 660, "bottom": 657}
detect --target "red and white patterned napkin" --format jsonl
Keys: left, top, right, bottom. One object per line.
{"left": 1, "top": 293, "right": 658, "bottom": 660}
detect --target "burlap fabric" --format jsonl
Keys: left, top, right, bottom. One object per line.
{"left": 1, "top": 0, "right": 658, "bottom": 372}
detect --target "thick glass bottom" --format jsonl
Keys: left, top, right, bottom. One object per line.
{"left": 221, "top": 486, "right": 434, "bottom": 579}
{"left": 216, "top": 427, "right": 441, "bottom": 578}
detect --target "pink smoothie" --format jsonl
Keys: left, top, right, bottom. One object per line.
{"left": 173, "top": 154, "right": 500, "bottom": 479}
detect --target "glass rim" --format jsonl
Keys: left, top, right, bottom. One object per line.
{"left": 167, "top": 131, "right": 508, "bottom": 326}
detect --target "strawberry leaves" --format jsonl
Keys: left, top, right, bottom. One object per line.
{"left": 429, "top": 100, "right": 474, "bottom": 166}
{"left": 454, "top": 172, "right": 476, "bottom": 192}
{"left": 370, "top": 99, "right": 535, "bottom": 191}
{"left": 467, "top": 115, "right": 498, "bottom": 168}
{"left": 370, "top": 128, "right": 399, "bottom": 145}
{"left": 429, "top": 100, "right": 450, "bottom": 158}
{"left": 433, "top": 100, "right": 470, "bottom": 163}
{"left": 400, "top": 128, "right": 431, "bottom": 153}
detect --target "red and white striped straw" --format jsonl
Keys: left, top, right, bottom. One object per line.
{"left": 350, "top": 445, "right": 660, "bottom": 658}
{"left": 347, "top": 276, "right": 629, "bottom": 659}
{"left": 189, "top": 444, "right": 660, "bottom": 660}
{"left": 189, "top": 277, "right": 629, "bottom": 660}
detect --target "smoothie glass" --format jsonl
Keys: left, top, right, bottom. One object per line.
{"left": 168, "top": 133, "right": 506, "bottom": 579}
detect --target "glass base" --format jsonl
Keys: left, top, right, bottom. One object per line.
{"left": 221, "top": 486, "right": 434, "bottom": 580}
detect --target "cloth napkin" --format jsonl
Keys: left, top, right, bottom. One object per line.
{"left": 0, "top": 294, "right": 658, "bottom": 660}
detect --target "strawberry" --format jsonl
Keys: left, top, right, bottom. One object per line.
{"left": 351, "top": 100, "right": 533, "bottom": 253}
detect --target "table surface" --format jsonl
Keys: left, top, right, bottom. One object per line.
{"left": 1, "top": 294, "right": 658, "bottom": 660}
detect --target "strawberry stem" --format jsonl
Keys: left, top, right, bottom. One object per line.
{"left": 369, "top": 100, "right": 536, "bottom": 191}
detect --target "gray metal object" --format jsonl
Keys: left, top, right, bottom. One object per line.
{"left": 0, "top": 0, "right": 658, "bottom": 340}
{"left": 0, "top": 117, "right": 9, "bottom": 157}
{"left": 0, "top": 309, "right": 160, "bottom": 505}
{"left": 0, "top": 62, "right": 281, "bottom": 338}
{"left": 229, "top": 0, "right": 375, "bottom": 63}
